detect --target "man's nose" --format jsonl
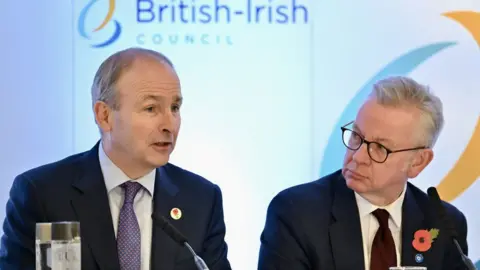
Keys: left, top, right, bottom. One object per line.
{"left": 352, "top": 143, "right": 371, "bottom": 164}
{"left": 159, "top": 111, "right": 175, "bottom": 133}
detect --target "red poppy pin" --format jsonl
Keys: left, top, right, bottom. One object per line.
{"left": 412, "top": 228, "right": 439, "bottom": 252}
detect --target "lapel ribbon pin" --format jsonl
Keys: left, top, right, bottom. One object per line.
{"left": 412, "top": 228, "right": 439, "bottom": 252}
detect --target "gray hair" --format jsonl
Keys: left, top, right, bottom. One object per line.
{"left": 370, "top": 76, "right": 444, "bottom": 147}
{"left": 91, "top": 47, "right": 175, "bottom": 110}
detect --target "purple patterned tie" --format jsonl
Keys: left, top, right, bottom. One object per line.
{"left": 117, "top": 181, "right": 142, "bottom": 270}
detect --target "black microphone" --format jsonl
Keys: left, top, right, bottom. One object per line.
{"left": 151, "top": 213, "right": 210, "bottom": 270}
{"left": 427, "top": 187, "right": 476, "bottom": 270}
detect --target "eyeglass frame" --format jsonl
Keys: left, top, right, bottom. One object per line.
{"left": 340, "top": 121, "right": 428, "bottom": 163}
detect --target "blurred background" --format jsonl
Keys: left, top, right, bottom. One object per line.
{"left": 0, "top": 0, "right": 478, "bottom": 269}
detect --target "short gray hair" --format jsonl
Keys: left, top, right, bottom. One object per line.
{"left": 370, "top": 76, "right": 444, "bottom": 147}
{"left": 91, "top": 47, "right": 175, "bottom": 110}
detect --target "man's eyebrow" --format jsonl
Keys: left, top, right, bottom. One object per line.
{"left": 137, "top": 94, "right": 183, "bottom": 103}
{"left": 352, "top": 123, "right": 393, "bottom": 144}
{"left": 138, "top": 94, "right": 163, "bottom": 103}
{"left": 352, "top": 123, "right": 363, "bottom": 135}
{"left": 372, "top": 136, "right": 393, "bottom": 145}
{"left": 174, "top": 95, "right": 183, "bottom": 103}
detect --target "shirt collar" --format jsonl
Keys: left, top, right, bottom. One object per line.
{"left": 355, "top": 184, "right": 407, "bottom": 229}
{"left": 98, "top": 141, "right": 155, "bottom": 195}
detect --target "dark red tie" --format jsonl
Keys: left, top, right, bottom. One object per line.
{"left": 370, "top": 209, "right": 397, "bottom": 270}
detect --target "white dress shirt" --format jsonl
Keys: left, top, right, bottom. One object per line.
{"left": 98, "top": 143, "right": 155, "bottom": 270}
{"left": 355, "top": 185, "right": 407, "bottom": 270}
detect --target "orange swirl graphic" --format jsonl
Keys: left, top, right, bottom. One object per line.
{"left": 436, "top": 11, "right": 480, "bottom": 201}
{"left": 94, "top": 0, "right": 115, "bottom": 32}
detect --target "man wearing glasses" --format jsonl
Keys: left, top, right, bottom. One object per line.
{"left": 258, "top": 76, "right": 469, "bottom": 270}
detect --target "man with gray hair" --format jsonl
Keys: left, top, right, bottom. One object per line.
{"left": 0, "top": 47, "right": 232, "bottom": 270}
{"left": 258, "top": 76, "right": 469, "bottom": 270}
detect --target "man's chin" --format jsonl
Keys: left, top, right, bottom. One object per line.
{"left": 146, "top": 155, "right": 170, "bottom": 168}
{"left": 345, "top": 177, "right": 368, "bottom": 193}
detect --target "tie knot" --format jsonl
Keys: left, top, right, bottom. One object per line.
{"left": 121, "top": 181, "right": 142, "bottom": 203}
{"left": 372, "top": 208, "right": 390, "bottom": 228}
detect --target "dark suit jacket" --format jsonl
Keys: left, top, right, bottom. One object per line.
{"left": 258, "top": 170, "right": 469, "bottom": 270}
{"left": 0, "top": 142, "right": 231, "bottom": 270}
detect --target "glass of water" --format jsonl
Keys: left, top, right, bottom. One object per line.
{"left": 36, "top": 221, "right": 81, "bottom": 270}
{"left": 390, "top": 267, "right": 427, "bottom": 270}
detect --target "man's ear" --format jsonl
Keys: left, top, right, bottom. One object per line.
{"left": 407, "top": 149, "right": 434, "bottom": 178}
{"left": 93, "top": 101, "right": 113, "bottom": 133}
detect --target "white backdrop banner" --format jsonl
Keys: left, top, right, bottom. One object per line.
{"left": 72, "top": 0, "right": 479, "bottom": 268}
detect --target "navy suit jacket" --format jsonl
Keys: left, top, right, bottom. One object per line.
{"left": 258, "top": 170, "right": 469, "bottom": 270}
{"left": 0, "top": 143, "right": 231, "bottom": 270}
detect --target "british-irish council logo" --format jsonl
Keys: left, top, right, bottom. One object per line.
{"left": 78, "top": 0, "right": 121, "bottom": 48}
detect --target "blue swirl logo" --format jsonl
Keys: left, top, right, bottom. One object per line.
{"left": 78, "top": 0, "right": 121, "bottom": 48}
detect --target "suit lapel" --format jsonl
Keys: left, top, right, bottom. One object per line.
{"left": 329, "top": 175, "right": 365, "bottom": 270}
{"left": 70, "top": 143, "right": 120, "bottom": 270}
{"left": 150, "top": 165, "right": 180, "bottom": 270}
{"left": 401, "top": 185, "right": 443, "bottom": 269}
{"left": 401, "top": 185, "right": 426, "bottom": 267}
